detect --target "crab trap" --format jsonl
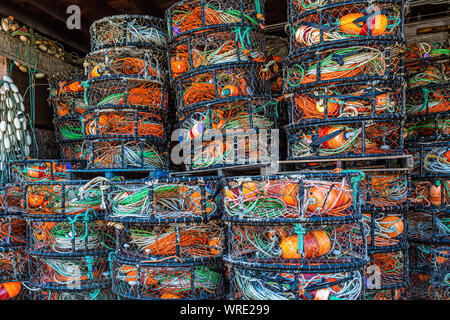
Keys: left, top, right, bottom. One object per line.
{"left": 408, "top": 211, "right": 449, "bottom": 244}
{"left": 110, "top": 254, "right": 226, "bottom": 300}
{"left": 177, "top": 97, "right": 277, "bottom": 140}
{"left": 364, "top": 286, "right": 408, "bottom": 300}
{"left": 104, "top": 176, "right": 221, "bottom": 224}
{"left": 81, "top": 106, "right": 167, "bottom": 141}
{"left": 288, "top": 0, "right": 407, "bottom": 55}
{"left": 53, "top": 116, "right": 83, "bottom": 143}
{"left": 224, "top": 221, "right": 368, "bottom": 270}
{"left": 406, "top": 83, "right": 449, "bottom": 117}
{"left": 168, "top": 26, "right": 265, "bottom": 81}
{"left": 32, "top": 288, "right": 116, "bottom": 300}
{"left": 114, "top": 221, "right": 225, "bottom": 263}
{"left": 409, "top": 242, "right": 448, "bottom": 275}
{"left": 406, "top": 39, "right": 449, "bottom": 63}
{"left": 0, "top": 247, "right": 28, "bottom": 283}
{"left": 286, "top": 117, "right": 404, "bottom": 160}
{"left": 362, "top": 210, "right": 407, "bottom": 250}
{"left": 81, "top": 138, "right": 169, "bottom": 170}
{"left": 60, "top": 141, "right": 87, "bottom": 161}
{"left": 173, "top": 62, "right": 271, "bottom": 113}
{"left": 406, "top": 56, "right": 449, "bottom": 89}
{"left": 407, "top": 141, "right": 450, "bottom": 177}
{"left": 165, "top": 0, "right": 265, "bottom": 40}
{"left": 366, "top": 247, "right": 409, "bottom": 290}
{"left": 226, "top": 262, "right": 365, "bottom": 300}
{"left": 405, "top": 113, "right": 449, "bottom": 143}
{"left": 23, "top": 178, "right": 109, "bottom": 218}
{"left": 0, "top": 216, "right": 26, "bottom": 249}
{"left": 48, "top": 71, "right": 86, "bottom": 119}
{"left": 360, "top": 171, "right": 409, "bottom": 211}
{"left": 89, "top": 15, "right": 167, "bottom": 52}
{"left": 84, "top": 75, "right": 168, "bottom": 112}
{"left": 223, "top": 172, "right": 362, "bottom": 222}
{"left": 0, "top": 184, "right": 24, "bottom": 215}
{"left": 287, "top": 80, "right": 405, "bottom": 125}
{"left": 284, "top": 40, "right": 405, "bottom": 90}
{"left": 85, "top": 47, "right": 167, "bottom": 82}
{"left": 7, "top": 159, "right": 85, "bottom": 183}
{"left": 410, "top": 177, "right": 449, "bottom": 211}
{"left": 432, "top": 246, "right": 449, "bottom": 288}
{"left": 409, "top": 271, "right": 449, "bottom": 300}
{"left": 25, "top": 215, "right": 115, "bottom": 256}
{"left": 27, "top": 254, "right": 111, "bottom": 291}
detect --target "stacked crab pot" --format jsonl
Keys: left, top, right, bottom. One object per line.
{"left": 404, "top": 39, "right": 449, "bottom": 300}
{"left": 82, "top": 15, "right": 169, "bottom": 171}
{"left": 223, "top": 171, "right": 368, "bottom": 300}
{"left": 285, "top": 0, "right": 408, "bottom": 160}
{"left": 106, "top": 177, "right": 226, "bottom": 300}
{"left": 166, "top": 0, "right": 278, "bottom": 171}
{"left": 8, "top": 160, "right": 116, "bottom": 300}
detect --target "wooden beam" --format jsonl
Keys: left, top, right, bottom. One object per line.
{"left": 0, "top": 1, "right": 89, "bottom": 52}
{"left": 75, "top": 0, "right": 118, "bottom": 18}
{"left": 127, "top": 0, "right": 162, "bottom": 15}
{"left": 0, "top": 56, "right": 7, "bottom": 77}
{"left": 0, "top": 31, "right": 81, "bottom": 75}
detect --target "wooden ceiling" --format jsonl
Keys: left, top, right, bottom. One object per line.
{"left": 0, "top": 0, "right": 447, "bottom": 54}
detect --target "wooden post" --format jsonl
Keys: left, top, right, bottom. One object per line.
{"left": 0, "top": 56, "right": 8, "bottom": 78}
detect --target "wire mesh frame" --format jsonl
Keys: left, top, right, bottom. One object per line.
{"left": 103, "top": 176, "right": 223, "bottom": 224}
{"left": 89, "top": 15, "right": 167, "bottom": 52}
{"left": 84, "top": 75, "right": 169, "bottom": 113}
{"left": 0, "top": 246, "right": 28, "bottom": 282}
{"left": 0, "top": 216, "right": 27, "bottom": 249}
{"left": 24, "top": 215, "right": 114, "bottom": 257}
{"left": 288, "top": 0, "right": 410, "bottom": 15}
{"left": 432, "top": 246, "right": 449, "bottom": 287}
{"left": 286, "top": 116, "right": 405, "bottom": 160}
{"left": 409, "top": 270, "right": 449, "bottom": 300}
{"left": 84, "top": 46, "right": 168, "bottom": 83}
{"left": 406, "top": 141, "right": 450, "bottom": 178}
{"left": 32, "top": 288, "right": 116, "bottom": 300}
{"left": 0, "top": 184, "right": 25, "bottom": 216}
{"left": 22, "top": 179, "right": 107, "bottom": 219}
{"left": 165, "top": 0, "right": 265, "bottom": 41}
{"left": 59, "top": 141, "right": 87, "bottom": 161}
{"left": 284, "top": 39, "right": 406, "bottom": 91}
{"left": 27, "top": 254, "right": 112, "bottom": 292}
{"left": 406, "top": 82, "right": 449, "bottom": 117}
{"left": 366, "top": 246, "right": 409, "bottom": 290}
{"left": 287, "top": 79, "right": 406, "bottom": 126}
{"left": 364, "top": 286, "right": 408, "bottom": 300}
{"left": 48, "top": 95, "right": 87, "bottom": 120}
{"left": 288, "top": 0, "right": 408, "bottom": 55}
{"left": 406, "top": 56, "right": 449, "bottom": 89}
{"left": 408, "top": 242, "right": 444, "bottom": 276}
{"left": 182, "top": 128, "right": 276, "bottom": 171}
{"left": 363, "top": 209, "right": 408, "bottom": 251}
{"left": 83, "top": 138, "right": 169, "bottom": 170}
{"left": 409, "top": 175, "right": 450, "bottom": 212}
{"left": 360, "top": 170, "right": 410, "bottom": 211}
{"left": 114, "top": 220, "right": 226, "bottom": 263}
{"left": 167, "top": 25, "right": 266, "bottom": 81}
{"left": 172, "top": 61, "right": 272, "bottom": 113}
{"left": 81, "top": 106, "right": 168, "bottom": 142}
{"left": 110, "top": 254, "right": 226, "bottom": 300}
{"left": 47, "top": 71, "right": 86, "bottom": 101}
{"left": 405, "top": 112, "right": 450, "bottom": 144}
{"left": 223, "top": 171, "right": 362, "bottom": 223}
{"left": 408, "top": 211, "right": 449, "bottom": 245}
{"left": 7, "top": 159, "right": 86, "bottom": 183}
{"left": 226, "top": 260, "right": 366, "bottom": 300}
{"left": 53, "top": 116, "right": 83, "bottom": 143}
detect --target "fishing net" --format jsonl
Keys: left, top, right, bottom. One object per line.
{"left": 362, "top": 211, "right": 407, "bottom": 249}
{"left": 48, "top": 72, "right": 87, "bottom": 119}
{"left": 60, "top": 141, "right": 86, "bottom": 161}
{"left": 0, "top": 184, "right": 24, "bottom": 215}
{"left": 288, "top": 80, "right": 405, "bottom": 124}
{"left": 406, "top": 83, "right": 449, "bottom": 117}
{"left": 168, "top": 26, "right": 266, "bottom": 80}
{"left": 0, "top": 247, "right": 28, "bottom": 282}
{"left": 165, "top": 0, "right": 265, "bottom": 39}
{"left": 289, "top": 0, "right": 407, "bottom": 55}
{"left": 227, "top": 263, "right": 364, "bottom": 300}
{"left": 0, "top": 216, "right": 26, "bottom": 248}
{"left": 432, "top": 246, "right": 449, "bottom": 288}
{"left": 33, "top": 288, "right": 116, "bottom": 300}
{"left": 364, "top": 286, "right": 408, "bottom": 300}
{"left": 406, "top": 142, "right": 450, "bottom": 177}
{"left": 223, "top": 172, "right": 360, "bottom": 222}
{"left": 111, "top": 254, "right": 226, "bottom": 300}
{"left": 409, "top": 271, "right": 449, "bottom": 300}
{"left": 366, "top": 248, "right": 409, "bottom": 289}
{"left": 27, "top": 255, "right": 111, "bottom": 291}
{"left": 104, "top": 177, "right": 221, "bottom": 223}
{"left": 90, "top": 15, "right": 167, "bottom": 51}
{"left": 287, "top": 118, "right": 403, "bottom": 159}
{"left": 82, "top": 138, "right": 168, "bottom": 170}
{"left": 360, "top": 172, "right": 409, "bottom": 210}
{"left": 114, "top": 221, "right": 225, "bottom": 262}
{"left": 410, "top": 177, "right": 449, "bottom": 210}
{"left": 405, "top": 113, "right": 449, "bottom": 143}
{"left": 174, "top": 62, "right": 271, "bottom": 112}
{"left": 54, "top": 116, "right": 83, "bottom": 142}
{"left": 408, "top": 212, "right": 449, "bottom": 244}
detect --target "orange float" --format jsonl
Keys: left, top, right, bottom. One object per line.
{"left": 380, "top": 216, "right": 404, "bottom": 238}
{"left": 171, "top": 57, "right": 188, "bottom": 76}
{"left": 318, "top": 127, "right": 349, "bottom": 149}
{"left": 0, "top": 282, "right": 21, "bottom": 300}
{"left": 28, "top": 193, "right": 45, "bottom": 207}
{"left": 430, "top": 182, "right": 442, "bottom": 206}
{"left": 307, "top": 184, "right": 351, "bottom": 213}
{"left": 280, "top": 230, "right": 331, "bottom": 259}
{"left": 339, "top": 13, "right": 388, "bottom": 36}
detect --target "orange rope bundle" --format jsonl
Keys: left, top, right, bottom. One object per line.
{"left": 171, "top": 5, "right": 234, "bottom": 34}
{"left": 122, "top": 83, "right": 164, "bottom": 108}
{"left": 183, "top": 82, "right": 216, "bottom": 106}
{"left": 0, "top": 219, "right": 26, "bottom": 245}
{"left": 111, "top": 58, "right": 160, "bottom": 78}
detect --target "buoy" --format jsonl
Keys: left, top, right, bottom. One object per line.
{"left": 280, "top": 230, "right": 331, "bottom": 259}
{"left": 0, "top": 282, "right": 21, "bottom": 300}
{"left": 380, "top": 216, "right": 404, "bottom": 238}
{"left": 189, "top": 121, "right": 205, "bottom": 140}
{"left": 307, "top": 184, "right": 351, "bottom": 213}
{"left": 339, "top": 13, "right": 388, "bottom": 36}
{"left": 430, "top": 182, "right": 442, "bottom": 206}
{"left": 28, "top": 192, "right": 45, "bottom": 207}
{"left": 221, "top": 85, "right": 240, "bottom": 97}
{"left": 170, "top": 57, "right": 187, "bottom": 75}
{"left": 161, "top": 293, "right": 181, "bottom": 299}
{"left": 318, "top": 127, "right": 352, "bottom": 149}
